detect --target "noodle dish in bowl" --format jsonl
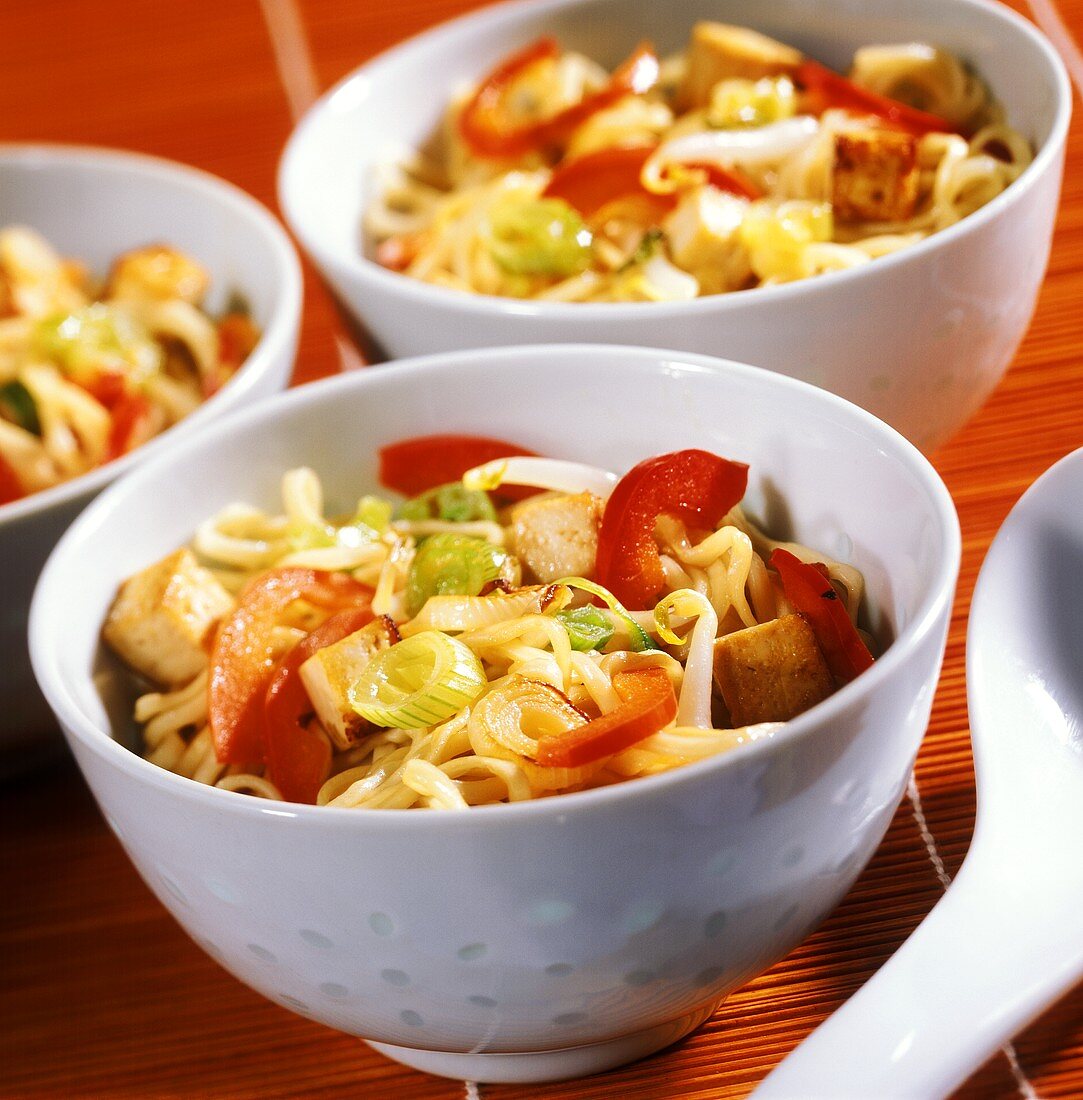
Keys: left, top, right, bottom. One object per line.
{"left": 280, "top": 0, "right": 1070, "bottom": 449}
{"left": 30, "top": 344, "right": 960, "bottom": 1083}
{"left": 0, "top": 144, "right": 301, "bottom": 771}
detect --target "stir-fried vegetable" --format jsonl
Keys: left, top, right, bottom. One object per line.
{"left": 210, "top": 311, "right": 259, "bottom": 396}
{"left": 399, "top": 481, "right": 496, "bottom": 524}
{"left": 405, "top": 533, "right": 511, "bottom": 616}
{"left": 458, "top": 37, "right": 660, "bottom": 158}
{"left": 403, "top": 583, "right": 571, "bottom": 635}
{"left": 0, "top": 380, "right": 40, "bottom": 435}
{"left": 555, "top": 605, "right": 616, "bottom": 652}
{"left": 535, "top": 666, "right": 677, "bottom": 766}
{"left": 34, "top": 303, "right": 161, "bottom": 383}
{"left": 796, "top": 59, "right": 957, "bottom": 136}
{"left": 595, "top": 449, "right": 749, "bottom": 608}
{"left": 708, "top": 76, "right": 798, "bottom": 129}
{"left": 555, "top": 575, "right": 657, "bottom": 651}
{"left": 740, "top": 200, "right": 833, "bottom": 281}
{"left": 770, "top": 548, "right": 874, "bottom": 683}
{"left": 264, "top": 607, "right": 373, "bottom": 803}
{"left": 543, "top": 144, "right": 672, "bottom": 219}
{"left": 350, "top": 631, "right": 487, "bottom": 728}
{"left": 487, "top": 197, "right": 594, "bottom": 277}
{"left": 0, "top": 453, "right": 24, "bottom": 505}
{"left": 463, "top": 454, "right": 618, "bottom": 498}
{"left": 209, "top": 568, "right": 373, "bottom": 764}
{"left": 379, "top": 433, "right": 539, "bottom": 499}
{"left": 106, "top": 392, "right": 153, "bottom": 461}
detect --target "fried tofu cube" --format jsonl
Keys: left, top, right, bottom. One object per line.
{"left": 107, "top": 245, "right": 210, "bottom": 304}
{"left": 103, "top": 548, "right": 233, "bottom": 687}
{"left": 508, "top": 491, "right": 604, "bottom": 584}
{"left": 299, "top": 617, "right": 399, "bottom": 749}
{"left": 831, "top": 129, "right": 920, "bottom": 222}
{"left": 712, "top": 613, "right": 835, "bottom": 727}
{"left": 681, "top": 22, "right": 802, "bottom": 108}
{"left": 662, "top": 188, "right": 753, "bottom": 295}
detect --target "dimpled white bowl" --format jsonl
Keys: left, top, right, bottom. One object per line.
{"left": 280, "top": 0, "right": 1070, "bottom": 453}
{"left": 30, "top": 346, "right": 959, "bottom": 1083}
{"left": 0, "top": 144, "right": 301, "bottom": 771}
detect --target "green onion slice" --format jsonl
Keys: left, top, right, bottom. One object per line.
{"left": 399, "top": 481, "right": 496, "bottom": 524}
{"left": 353, "top": 495, "right": 393, "bottom": 533}
{"left": 349, "top": 631, "right": 487, "bottom": 729}
{"left": 405, "top": 533, "right": 509, "bottom": 617}
{"left": 553, "top": 576, "right": 658, "bottom": 652}
{"left": 487, "top": 197, "right": 593, "bottom": 278}
{"left": 0, "top": 380, "right": 41, "bottom": 435}
{"left": 555, "top": 605, "right": 616, "bottom": 652}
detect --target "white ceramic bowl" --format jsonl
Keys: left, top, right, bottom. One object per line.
{"left": 280, "top": 0, "right": 1070, "bottom": 452}
{"left": 30, "top": 345, "right": 959, "bottom": 1084}
{"left": 0, "top": 144, "right": 302, "bottom": 771}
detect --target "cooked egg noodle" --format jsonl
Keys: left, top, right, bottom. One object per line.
{"left": 363, "top": 38, "right": 1028, "bottom": 301}
{"left": 127, "top": 468, "right": 869, "bottom": 806}
{"left": 0, "top": 227, "right": 252, "bottom": 497}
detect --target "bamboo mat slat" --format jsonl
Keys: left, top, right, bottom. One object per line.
{"left": 1, "top": 0, "right": 1082, "bottom": 1096}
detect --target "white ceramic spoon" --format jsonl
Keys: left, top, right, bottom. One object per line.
{"left": 752, "top": 447, "right": 1083, "bottom": 1099}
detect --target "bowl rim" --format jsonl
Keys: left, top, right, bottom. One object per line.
{"left": 278, "top": 0, "right": 1072, "bottom": 323}
{"left": 29, "top": 342, "right": 963, "bottom": 829}
{"left": 0, "top": 141, "right": 303, "bottom": 528}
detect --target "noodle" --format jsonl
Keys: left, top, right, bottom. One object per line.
{"left": 106, "top": 447, "right": 878, "bottom": 810}
{"left": 363, "top": 29, "right": 1031, "bottom": 302}
{"left": 0, "top": 229, "right": 259, "bottom": 503}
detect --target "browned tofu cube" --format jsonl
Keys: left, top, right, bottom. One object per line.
{"left": 712, "top": 613, "right": 835, "bottom": 727}
{"left": 832, "top": 129, "right": 920, "bottom": 222}
{"left": 681, "top": 22, "right": 802, "bottom": 108}
{"left": 508, "top": 491, "right": 604, "bottom": 583}
{"left": 103, "top": 548, "right": 233, "bottom": 687}
{"left": 107, "top": 245, "right": 210, "bottom": 304}
{"left": 298, "top": 616, "right": 399, "bottom": 749}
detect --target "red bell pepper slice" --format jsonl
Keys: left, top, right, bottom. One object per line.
{"left": 78, "top": 369, "right": 127, "bottom": 410}
{"left": 770, "top": 547, "right": 874, "bottom": 684}
{"left": 106, "top": 392, "right": 153, "bottom": 461}
{"left": 0, "top": 452, "right": 25, "bottom": 506}
{"left": 796, "top": 60, "right": 957, "bottom": 137}
{"left": 209, "top": 568, "right": 373, "bottom": 765}
{"left": 543, "top": 145, "right": 762, "bottom": 220}
{"left": 693, "top": 161, "right": 763, "bottom": 200}
{"left": 378, "top": 433, "right": 539, "bottom": 500}
{"left": 536, "top": 666, "right": 677, "bottom": 766}
{"left": 206, "top": 312, "right": 259, "bottom": 397}
{"left": 543, "top": 144, "right": 673, "bottom": 219}
{"left": 459, "top": 37, "right": 659, "bottom": 158}
{"left": 263, "top": 606, "right": 374, "bottom": 804}
{"left": 595, "top": 449, "right": 749, "bottom": 609}
{"left": 376, "top": 233, "right": 424, "bottom": 273}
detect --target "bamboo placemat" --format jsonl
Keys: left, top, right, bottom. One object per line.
{"left": 2, "top": 1, "right": 1082, "bottom": 1096}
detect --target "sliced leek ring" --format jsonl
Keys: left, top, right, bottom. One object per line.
{"left": 349, "top": 630, "right": 486, "bottom": 729}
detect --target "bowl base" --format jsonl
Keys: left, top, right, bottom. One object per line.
{"left": 366, "top": 999, "right": 720, "bottom": 1084}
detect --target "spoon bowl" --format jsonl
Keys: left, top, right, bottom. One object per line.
{"left": 753, "top": 446, "right": 1083, "bottom": 1098}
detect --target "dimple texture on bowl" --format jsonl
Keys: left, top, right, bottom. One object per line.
{"left": 0, "top": 145, "right": 301, "bottom": 771}
{"left": 30, "top": 346, "right": 960, "bottom": 1082}
{"left": 280, "top": 0, "right": 1070, "bottom": 452}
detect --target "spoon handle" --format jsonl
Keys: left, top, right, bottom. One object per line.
{"left": 750, "top": 847, "right": 1083, "bottom": 1099}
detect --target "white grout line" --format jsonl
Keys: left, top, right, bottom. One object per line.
{"left": 906, "top": 773, "right": 1036, "bottom": 1098}
{"left": 1027, "top": 0, "right": 1083, "bottom": 97}
{"left": 258, "top": 0, "right": 321, "bottom": 122}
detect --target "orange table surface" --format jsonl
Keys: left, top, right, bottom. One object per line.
{"left": 2, "top": 1, "right": 1082, "bottom": 1096}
